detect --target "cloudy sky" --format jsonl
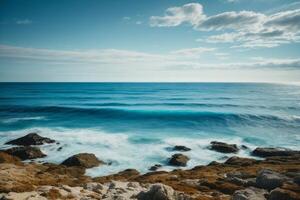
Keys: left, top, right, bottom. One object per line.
{"left": 0, "top": 0, "right": 300, "bottom": 82}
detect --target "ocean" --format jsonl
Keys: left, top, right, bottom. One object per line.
{"left": 0, "top": 83, "right": 299, "bottom": 176}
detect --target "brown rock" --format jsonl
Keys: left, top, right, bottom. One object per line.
{"left": 209, "top": 141, "right": 239, "bottom": 153}
{"left": 3, "top": 146, "right": 46, "bottom": 160}
{"left": 168, "top": 154, "right": 189, "bottom": 167}
{"left": 61, "top": 153, "right": 103, "bottom": 168}
{"left": 0, "top": 152, "right": 22, "bottom": 165}
{"left": 5, "top": 133, "right": 55, "bottom": 146}
{"left": 225, "top": 156, "right": 257, "bottom": 166}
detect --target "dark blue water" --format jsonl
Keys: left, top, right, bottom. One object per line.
{"left": 0, "top": 83, "right": 299, "bottom": 175}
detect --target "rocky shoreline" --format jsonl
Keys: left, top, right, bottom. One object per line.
{"left": 0, "top": 133, "right": 299, "bottom": 200}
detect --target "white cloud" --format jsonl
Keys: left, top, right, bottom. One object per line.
{"left": 150, "top": 3, "right": 205, "bottom": 27}
{"left": 170, "top": 47, "right": 215, "bottom": 57}
{"left": 16, "top": 19, "right": 32, "bottom": 25}
{"left": 151, "top": 3, "right": 300, "bottom": 48}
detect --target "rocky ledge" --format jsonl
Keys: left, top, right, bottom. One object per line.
{"left": 0, "top": 134, "right": 299, "bottom": 200}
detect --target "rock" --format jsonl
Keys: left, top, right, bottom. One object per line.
{"left": 168, "top": 154, "right": 189, "bottom": 167}
{"left": 84, "top": 182, "right": 104, "bottom": 192}
{"left": 209, "top": 141, "right": 239, "bottom": 153}
{"left": 232, "top": 187, "right": 268, "bottom": 200}
{"left": 173, "top": 145, "right": 191, "bottom": 152}
{"left": 149, "top": 164, "right": 162, "bottom": 171}
{"left": 294, "top": 176, "right": 300, "bottom": 185}
{"left": 256, "top": 169, "right": 287, "bottom": 190}
{"left": 5, "top": 133, "right": 55, "bottom": 146}
{"left": 3, "top": 146, "right": 46, "bottom": 160}
{"left": 57, "top": 146, "right": 63, "bottom": 151}
{"left": 61, "top": 153, "right": 103, "bottom": 168}
{"left": 269, "top": 188, "right": 300, "bottom": 200}
{"left": 225, "top": 156, "right": 257, "bottom": 166}
{"left": 0, "top": 152, "right": 22, "bottom": 165}
{"left": 137, "top": 183, "right": 191, "bottom": 200}
{"left": 252, "top": 147, "right": 300, "bottom": 157}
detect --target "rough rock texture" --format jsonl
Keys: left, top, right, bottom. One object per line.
{"left": 168, "top": 154, "right": 190, "bottom": 167}
{"left": 137, "top": 183, "right": 191, "bottom": 200}
{"left": 209, "top": 141, "right": 239, "bottom": 153}
{"left": 225, "top": 156, "right": 257, "bottom": 166}
{"left": 232, "top": 187, "right": 267, "bottom": 200}
{"left": 5, "top": 133, "right": 55, "bottom": 146}
{"left": 3, "top": 146, "right": 46, "bottom": 160}
{"left": 256, "top": 169, "right": 287, "bottom": 190}
{"left": 61, "top": 153, "right": 104, "bottom": 168}
{"left": 173, "top": 145, "right": 191, "bottom": 152}
{"left": 252, "top": 147, "right": 300, "bottom": 157}
{"left": 269, "top": 188, "right": 300, "bottom": 200}
{"left": 0, "top": 152, "right": 22, "bottom": 165}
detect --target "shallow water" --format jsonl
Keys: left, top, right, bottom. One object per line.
{"left": 0, "top": 83, "right": 299, "bottom": 176}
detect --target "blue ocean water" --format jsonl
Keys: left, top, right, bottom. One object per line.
{"left": 0, "top": 83, "right": 299, "bottom": 176}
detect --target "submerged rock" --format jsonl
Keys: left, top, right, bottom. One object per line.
{"left": 3, "top": 146, "right": 46, "bottom": 160}
{"left": 256, "top": 169, "right": 287, "bottom": 190}
{"left": 209, "top": 141, "right": 239, "bottom": 153}
{"left": 173, "top": 145, "right": 191, "bottom": 152}
{"left": 232, "top": 187, "right": 268, "bottom": 200}
{"left": 149, "top": 164, "right": 162, "bottom": 171}
{"left": 61, "top": 153, "right": 104, "bottom": 168}
{"left": 5, "top": 133, "right": 55, "bottom": 146}
{"left": 168, "top": 154, "right": 189, "bottom": 166}
{"left": 252, "top": 147, "right": 300, "bottom": 157}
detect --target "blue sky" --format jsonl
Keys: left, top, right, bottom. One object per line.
{"left": 0, "top": 0, "right": 300, "bottom": 82}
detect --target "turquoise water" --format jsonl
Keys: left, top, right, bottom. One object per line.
{"left": 0, "top": 83, "right": 299, "bottom": 175}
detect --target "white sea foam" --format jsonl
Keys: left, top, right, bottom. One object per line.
{"left": 1, "top": 116, "right": 47, "bottom": 124}
{"left": 0, "top": 127, "right": 260, "bottom": 177}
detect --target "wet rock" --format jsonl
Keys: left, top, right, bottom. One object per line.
{"left": 173, "top": 145, "right": 191, "bottom": 152}
{"left": 209, "top": 141, "right": 239, "bottom": 153}
{"left": 269, "top": 188, "right": 300, "bottom": 200}
{"left": 3, "top": 146, "right": 46, "bottom": 160}
{"left": 61, "top": 153, "right": 103, "bottom": 168}
{"left": 252, "top": 147, "right": 300, "bottom": 157}
{"left": 232, "top": 187, "right": 268, "bottom": 200}
{"left": 256, "top": 169, "right": 287, "bottom": 190}
{"left": 168, "top": 154, "right": 189, "bottom": 167}
{"left": 225, "top": 156, "right": 257, "bottom": 166}
{"left": 57, "top": 147, "right": 63, "bottom": 151}
{"left": 5, "top": 133, "right": 55, "bottom": 146}
{"left": 149, "top": 164, "right": 162, "bottom": 171}
{"left": 0, "top": 152, "right": 22, "bottom": 165}
{"left": 137, "top": 183, "right": 191, "bottom": 200}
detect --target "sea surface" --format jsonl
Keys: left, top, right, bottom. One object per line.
{"left": 0, "top": 83, "right": 300, "bottom": 176}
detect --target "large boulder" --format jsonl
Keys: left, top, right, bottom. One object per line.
{"left": 269, "top": 188, "right": 300, "bottom": 200}
{"left": 232, "top": 187, "right": 267, "bottom": 200}
{"left": 137, "top": 183, "right": 191, "bottom": 200}
{"left": 3, "top": 146, "right": 46, "bottom": 160}
{"left": 209, "top": 141, "right": 239, "bottom": 153}
{"left": 5, "top": 133, "right": 55, "bottom": 146}
{"left": 168, "top": 154, "right": 189, "bottom": 167}
{"left": 252, "top": 147, "right": 300, "bottom": 157}
{"left": 61, "top": 153, "right": 103, "bottom": 168}
{"left": 256, "top": 169, "right": 287, "bottom": 190}
{"left": 173, "top": 145, "right": 191, "bottom": 152}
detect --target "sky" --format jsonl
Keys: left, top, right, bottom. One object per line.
{"left": 0, "top": 0, "right": 300, "bottom": 82}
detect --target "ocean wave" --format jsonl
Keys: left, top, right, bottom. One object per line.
{"left": 1, "top": 105, "right": 299, "bottom": 125}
